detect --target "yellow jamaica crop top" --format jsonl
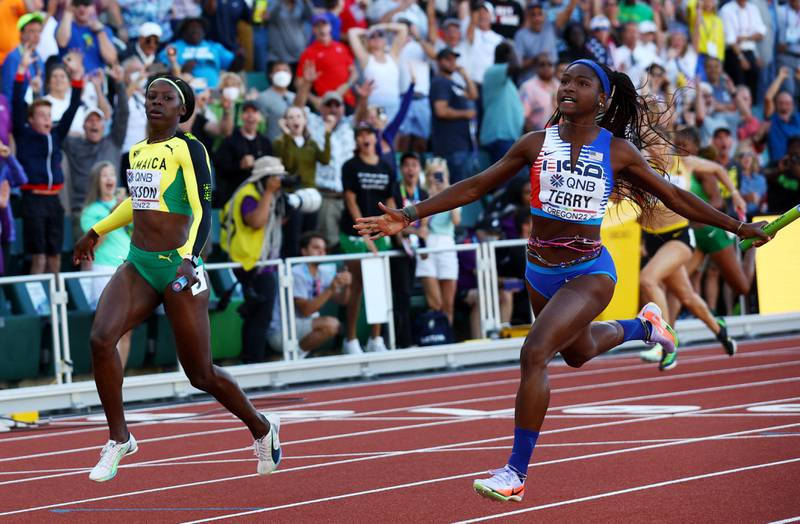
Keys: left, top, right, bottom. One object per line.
{"left": 92, "top": 132, "right": 214, "bottom": 258}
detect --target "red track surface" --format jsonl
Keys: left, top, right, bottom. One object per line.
{"left": 2, "top": 336, "right": 800, "bottom": 523}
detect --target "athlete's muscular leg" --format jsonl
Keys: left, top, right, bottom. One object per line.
{"left": 639, "top": 241, "right": 692, "bottom": 314}
{"left": 515, "top": 276, "right": 615, "bottom": 430}
{"left": 163, "top": 279, "right": 269, "bottom": 440}
{"left": 664, "top": 265, "right": 721, "bottom": 335}
{"left": 91, "top": 263, "right": 161, "bottom": 442}
{"left": 711, "top": 245, "right": 754, "bottom": 296}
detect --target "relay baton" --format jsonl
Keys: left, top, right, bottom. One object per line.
{"left": 739, "top": 204, "right": 800, "bottom": 251}
{"left": 171, "top": 275, "right": 189, "bottom": 292}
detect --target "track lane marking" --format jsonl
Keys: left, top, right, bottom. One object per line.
{"left": 0, "top": 396, "right": 796, "bottom": 515}
{"left": 455, "top": 457, "right": 800, "bottom": 523}
{"left": 180, "top": 422, "right": 800, "bottom": 523}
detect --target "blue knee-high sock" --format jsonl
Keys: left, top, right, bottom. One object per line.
{"left": 507, "top": 427, "right": 539, "bottom": 480}
{"left": 618, "top": 318, "right": 650, "bottom": 343}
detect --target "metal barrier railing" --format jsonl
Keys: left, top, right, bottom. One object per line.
{"left": 1, "top": 241, "right": 504, "bottom": 384}
{"left": 0, "top": 273, "right": 61, "bottom": 383}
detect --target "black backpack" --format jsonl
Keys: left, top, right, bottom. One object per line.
{"left": 414, "top": 310, "right": 453, "bottom": 347}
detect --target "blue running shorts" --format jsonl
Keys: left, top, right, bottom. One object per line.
{"left": 524, "top": 247, "right": 617, "bottom": 300}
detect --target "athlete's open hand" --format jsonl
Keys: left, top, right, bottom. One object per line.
{"left": 354, "top": 202, "right": 406, "bottom": 240}
{"left": 73, "top": 230, "right": 99, "bottom": 265}
{"left": 737, "top": 220, "right": 771, "bottom": 247}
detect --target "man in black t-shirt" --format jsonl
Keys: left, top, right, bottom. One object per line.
{"left": 492, "top": 0, "right": 524, "bottom": 39}
{"left": 339, "top": 123, "right": 398, "bottom": 354}
{"left": 430, "top": 48, "right": 478, "bottom": 184}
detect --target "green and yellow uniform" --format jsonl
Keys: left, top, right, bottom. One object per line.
{"left": 690, "top": 173, "right": 736, "bottom": 254}
{"left": 91, "top": 132, "right": 214, "bottom": 293}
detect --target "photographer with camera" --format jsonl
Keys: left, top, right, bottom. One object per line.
{"left": 221, "top": 155, "right": 322, "bottom": 363}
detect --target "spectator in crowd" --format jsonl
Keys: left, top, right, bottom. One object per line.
{"left": 480, "top": 42, "right": 524, "bottom": 165}
{"left": 0, "top": 140, "right": 27, "bottom": 276}
{"left": 44, "top": 64, "right": 107, "bottom": 138}
{"left": 251, "top": 0, "right": 269, "bottom": 74}
{"left": 390, "top": 151, "right": 428, "bottom": 348}
{"left": 203, "top": 0, "right": 251, "bottom": 53}
{"left": 492, "top": 0, "right": 523, "bottom": 39}
{"left": 640, "top": 62, "right": 673, "bottom": 104}
{"left": 0, "top": 0, "right": 27, "bottom": 63}
{"left": 215, "top": 101, "right": 272, "bottom": 207}
{"left": 777, "top": 0, "right": 800, "bottom": 99}
{"left": 171, "top": 0, "right": 204, "bottom": 31}
{"left": 586, "top": 15, "right": 615, "bottom": 67}
{"left": 267, "top": 0, "right": 314, "bottom": 69}
{"left": 180, "top": 79, "right": 234, "bottom": 152}
{"left": 314, "top": 0, "right": 343, "bottom": 42}
{"left": 519, "top": 53, "right": 558, "bottom": 132}
{"left": 2, "top": 12, "right": 45, "bottom": 102}
{"left": 119, "top": 22, "right": 162, "bottom": 67}
{"left": 274, "top": 106, "right": 332, "bottom": 190}
{"left": 339, "top": 122, "right": 397, "bottom": 354}
{"left": 56, "top": 0, "right": 118, "bottom": 74}
{"left": 255, "top": 61, "right": 296, "bottom": 142}
{"left": 558, "top": 22, "right": 593, "bottom": 63}
{"left": 273, "top": 105, "right": 333, "bottom": 256}
{"left": 367, "top": 0, "right": 427, "bottom": 37}
{"left": 464, "top": 2, "right": 503, "bottom": 86}
{"left": 158, "top": 17, "right": 235, "bottom": 89}
{"left": 348, "top": 23, "right": 407, "bottom": 121}
{"left": 416, "top": 157, "right": 460, "bottom": 326}
{"left": 396, "top": 20, "right": 432, "bottom": 154}
{"left": 736, "top": 141, "right": 767, "bottom": 218}
{"left": 758, "top": 67, "right": 800, "bottom": 164}
{"left": 734, "top": 85, "right": 762, "bottom": 146}
{"left": 220, "top": 156, "right": 285, "bottom": 364}
{"left": 710, "top": 126, "right": 738, "bottom": 179}
{"left": 719, "top": 0, "right": 766, "bottom": 100}
{"left": 281, "top": 232, "right": 352, "bottom": 358}
{"left": 294, "top": 73, "right": 356, "bottom": 250}
{"left": 354, "top": 78, "right": 414, "bottom": 172}
{"left": 62, "top": 66, "right": 128, "bottom": 233}
{"left": 13, "top": 48, "right": 84, "bottom": 274}
{"left": 430, "top": 47, "right": 478, "bottom": 184}
{"left": 704, "top": 57, "right": 736, "bottom": 113}
{"left": 690, "top": 0, "right": 725, "bottom": 63}
{"left": 695, "top": 82, "right": 739, "bottom": 148}
{"left": 213, "top": 72, "right": 249, "bottom": 128}
{"left": 767, "top": 135, "right": 800, "bottom": 213}
{"left": 602, "top": 0, "right": 623, "bottom": 33}
{"left": 118, "top": 56, "right": 149, "bottom": 177}
{"left": 79, "top": 161, "right": 131, "bottom": 364}
{"left": 612, "top": 22, "right": 646, "bottom": 86}
{"left": 514, "top": 1, "right": 558, "bottom": 80}
{"left": 426, "top": 16, "right": 470, "bottom": 73}
{"left": 341, "top": 0, "right": 368, "bottom": 35}
{"left": 664, "top": 25, "right": 698, "bottom": 89}
{"left": 619, "top": 0, "right": 655, "bottom": 23}
{"left": 115, "top": 0, "right": 173, "bottom": 44}
{"left": 298, "top": 15, "right": 357, "bottom": 108}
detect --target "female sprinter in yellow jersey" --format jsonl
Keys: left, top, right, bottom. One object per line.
{"left": 73, "top": 75, "right": 281, "bottom": 482}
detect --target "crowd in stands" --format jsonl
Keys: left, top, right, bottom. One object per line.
{"left": 0, "top": 0, "right": 798, "bottom": 362}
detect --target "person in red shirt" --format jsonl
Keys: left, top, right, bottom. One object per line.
{"left": 340, "top": 0, "right": 368, "bottom": 35}
{"left": 298, "top": 14, "right": 358, "bottom": 108}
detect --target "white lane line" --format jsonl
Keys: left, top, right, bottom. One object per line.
{"left": 3, "top": 343, "right": 797, "bottom": 445}
{"left": 1, "top": 396, "right": 795, "bottom": 516}
{"left": 454, "top": 457, "right": 800, "bottom": 523}
{"left": 180, "top": 422, "right": 800, "bottom": 524}
{"left": 771, "top": 517, "right": 800, "bottom": 524}
{"left": 0, "top": 356, "right": 800, "bottom": 466}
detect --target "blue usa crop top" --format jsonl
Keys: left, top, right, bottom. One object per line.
{"left": 529, "top": 125, "right": 615, "bottom": 226}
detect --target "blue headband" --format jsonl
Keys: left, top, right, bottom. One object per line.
{"left": 570, "top": 59, "right": 611, "bottom": 97}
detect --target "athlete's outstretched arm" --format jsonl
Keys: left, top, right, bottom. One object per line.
{"left": 615, "top": 140, "right": 768, "bottom": 241}
{"left": 355, "top": 132, "right": 542, "bottom": 239}
{"left": 73, "top": 198, "right": 133, "bottom": 264}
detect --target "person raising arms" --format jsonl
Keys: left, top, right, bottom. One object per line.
{"left": 355, "top": 60, "right": 769, "bottom": 502}
{"left": 73, "top": 75, "right": 281, "bottom": 482}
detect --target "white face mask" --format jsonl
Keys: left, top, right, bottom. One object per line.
{"left": 272, "top": 71, "right": 292, "bottom": 88}
{"left": 223, "top": 86, "right": 241, "bottom": 100}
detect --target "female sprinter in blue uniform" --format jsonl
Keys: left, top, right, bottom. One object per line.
{"left": 355, "top": 60, "right": 770, "bottom": 502}
{"left": 73, "top": 75, "right": 281, "bottom": 482}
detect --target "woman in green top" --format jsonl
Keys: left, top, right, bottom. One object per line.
{"left": 80, "top": 161, "right": 132, "bottom": 365}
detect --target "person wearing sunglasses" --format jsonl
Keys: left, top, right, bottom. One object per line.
{"left": 120, "top": 22, "right": 162, "bottom": 67}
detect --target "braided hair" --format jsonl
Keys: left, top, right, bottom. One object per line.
{"left": 546, "top": 62, "right": 674, "bottom": 217}
{"left": 145, "top": 74, "right": 196, "bottom": 123}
